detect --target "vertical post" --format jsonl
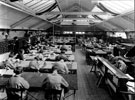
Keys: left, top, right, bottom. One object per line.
{"left": 53, "top": 24, "right": 54, "bottom": 44}
{"left": 74, "top": 31, "right": 76, "bottom": 44}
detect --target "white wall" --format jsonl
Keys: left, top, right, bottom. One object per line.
{"left": 0, "top": 31, "right": 25, "bottom": 62}
{"left": 0, "top": 31, "right": 25, "bottom": 41}
{"left": 0, "top": 52, "right": 10, "bottom": 62}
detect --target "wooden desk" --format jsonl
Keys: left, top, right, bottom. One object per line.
{"left": 21, "top": 72, "right": 78, "bottom": 90}
{"left": 18, "top": 61, "right": 77, "bottom": 74}
{"left": 93, "top": 50, "right": 107, "bottom": 56}
{"left": 86, "top": 49, "right": 107, "bottom": 57}
{"left": 24, "top": 53, "right": 75, "bottom": 61}
{"left": 0, "top": 72, "right": 78, "bottom": 95}
{"left": 19, "top": 61, "right": 77, "bottom": 69}
{"left": 65, "top": 51, "right": 73, "bottom": 55}
{"left": 96, "top": 57, "right": 133, "bottom": 95}
{"left": 121, "top": 43, "right": 135, "bottom": 47}
{"left": 116, "top": 56, "right": 132, "bottom": 63}
{"left": 97, "top": 57, "right": 130, "bottom": 79}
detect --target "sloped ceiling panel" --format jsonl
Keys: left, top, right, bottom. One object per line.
{"left": 98, "top": 22, "right": 118, "bottom": 31}
{"left": 97, "top": 24, "right": 111, "bottom": 31}
{"left": 39, "top": 23, "right": 52, "bottom": 30}
{"left": 0, "top": 4, "right": 28, "bottom": 28}
{"left": 32, "top": 22, "right": 48, "bottom": 29}
{"left": 97, "top": 25, "right": 111, "bottom": 31}
{"left": 58, "top": 0, "right": 76, "bottom": 11}
{"left": 108, "top": 17, "right": 134, "bottom": 31}
{"left": 58, "top": 0, "right": 96, "bottom": 12}
{"left": 77, "top": 0, "right": 96, "bottom": 11}
{"left": 18, "top": 18, "right": 42, "bottom": 29}
{"left": 127, "top": 12, "right": 134, "bottom": 20}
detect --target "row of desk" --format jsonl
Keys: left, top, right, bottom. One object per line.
{"left": 0, "top": 45, "right": 78, "bottom": 99}
{"left": 96, "top": 57, "right": 134, "bottom": 100}
{"left": 24, "top": 49, "right": 75, "bottom": 62}
{"left": 0, "top": 72, "right": 78, "bottom": 91}
{"left": 0, "top": 61, "right": 77, "bottom": 74}
{"left": 83, "top": 42, "right": 135, "bottom": 100}
{"left": 0, "top": 61, "right": 78, "bottom": 98}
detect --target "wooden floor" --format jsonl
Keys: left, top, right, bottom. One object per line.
{"left": 27, "top": 47, "right": 112, "bottom": 100}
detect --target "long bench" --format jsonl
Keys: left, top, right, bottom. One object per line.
{"left": 96, "top": 57, "right": 134, "bottom": 99}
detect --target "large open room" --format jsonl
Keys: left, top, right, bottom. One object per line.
{"left": 0, "top": 0, "right": 134, "bottom": 100}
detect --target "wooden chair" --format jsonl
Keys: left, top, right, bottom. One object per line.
{"left": 90, "top": 56, "right": 98, "bottom": 72}
{"left": 23, "top": 67, "right": 38, "bottom": 72}
{"left": 0, "top": 87, "right": 7, "bottom": 100}
{"left": 120, "top": 90, "right": 135, "bottom": 100}
{"left": 44, "top": 89, "right": 63, "bottom": 100}
{"left": 6, "top": 87, "right": 28, "bottom": 100}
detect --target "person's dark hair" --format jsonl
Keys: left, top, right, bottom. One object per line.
{"left": 19, "top": 49, "right": 24, "bottom": 54}
{"left": 51, "top": 66, "right": 58, "bottom": 72}
{"left": 14, "top": 66, "right": 23, "bottom": 75}
{"left": 9, "top": 51, "right": 14, "bottom": 57}
{"left": 13, "top": 36, "right": 18, "bottom": 40}
{"left": 58, "top": 57, "right": 64, "bottom": 61}
{"left": 34, "top": 56, "right": 39, "bottom": 60}
{"left": 61, "top": 51, "right": 65, "bottom": 54}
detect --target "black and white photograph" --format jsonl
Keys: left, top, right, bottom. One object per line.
{"left": 0, "top": 0, "right": 134, "bottom": 100}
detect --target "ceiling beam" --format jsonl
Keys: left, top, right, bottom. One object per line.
{"left": 55, "top": 0, "right": 62, "bottom": 11}
{"left": 10, "top": 15, "right": 33, "bottom": 29}
{"left": 29, "top": 21, "right": 45, "bottom": 29}
{"left": 44, "top": 11, "right": 108, "bottom": 15}
{"left": 56, "top": 18, "right": 100, "bottom": 21}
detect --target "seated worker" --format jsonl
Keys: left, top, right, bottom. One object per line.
{"left": 35, "top": 42, "right": 41, "bottom": 50}
{"left": 13, "top": 36, "right": 20, "bottom": 54}
{"left": 15, "top": 49, "right": 25, "bottom": 60}
{"left": 37, "top": 46, "right": 44, "bottom": 53}
{"left": 40, "top": 60, "right": 47, "bottom": 69}
{"left": 60, "top": 44, "right": 68, "bottom": 53}
{"left": 42, "top": 67, "right": 69, "bottom": 100}
{"left": 4, "top": 52, "right": 18, "bottom": 69}
{"left": 108, "top": 54, "right": 116, "bottom": 64}
{"left": 28, "top": 57, "right": 40, "bottom": 70}
{"left": 36, "top": 53, "right": 44, "bottom": 61}
{"left": 52, "top": 58, "right": 69, "bottom": 74}
{"left": 46, "top": 53, "right": 57, "bottom": 61}
{"left": 47, "top": 53, "right": 57, "bottom": 61}
{"left": 115, "top": 59, "right": 127, "bottom": 73}
{"left": 113, "top": 44, "right": 120, "bottom": 56}
{"left": 6, "top": 66, "right": 29, "bottom": 100}
{"left": 56, "top": 51, "right": 69, "bottom": 61}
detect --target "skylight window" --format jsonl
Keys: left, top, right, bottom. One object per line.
{"left": 97, "top": 15, "right": 113, "bottom": 20}
{"left": 92, "top": 20, "right": 102, "bottom": 23}
{"left": 63, "top": 31, "right": 73, "bottom": 34}
{"left": 64, "top": 20, "right": 72, "bottom": 22}
{"left": 91, "top": 6, "right": 113, "bottom": 20}
{"left": 114, "top": 32, "right": 127, "bottom": 39}
{"left": 77, "top": 20, "right": 88, "bottom": 22}
{"left": 92, "top": 5, "right": 103, "bottom": 12}
{"left": 98, "top": 0, "right": 134, "bottom": 14}
{"left": 87, "top": 15, "right": 94, "bottom": 19}
{"left": 76, "top": 32, "right": 85, "bottom": 34}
